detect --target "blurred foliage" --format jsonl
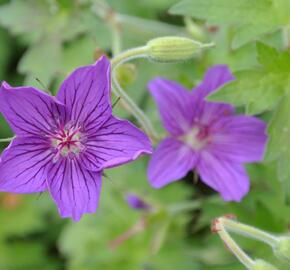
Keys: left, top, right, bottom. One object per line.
{"left": 0, "top": 0, "right": 290, "bottom": 269}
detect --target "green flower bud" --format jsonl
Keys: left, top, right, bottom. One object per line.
{"left": 146, "top": 36, "right": 213, "bottom": 63}
{"left": 250, "top": 260, "right": 278, "bottom": 270}
{"left": 273, "top": 237, "right": 290, "bottom": 262}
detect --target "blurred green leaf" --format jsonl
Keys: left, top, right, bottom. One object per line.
{"left": 208, "top": 43, "right": 290, "bottom": 115}
{"left": 0, "top": 241, "right": 61, "bottom": 270}
{"left": 170, "top": 0, "right": 290, "bottom": 48}
{"left": 0, "top": 195, "right": 48, "bottom": 238}
{"left": 18, "top": 36, "right": 62, "bottom": 87}
{"left": 266, "top": 93, "right": 290, "bottom": 203}
{"left": 0, "top": 0, "right": 50, "bottom": 41}
{"left": 61, "top": 36, "right": 96, "bottom": 75}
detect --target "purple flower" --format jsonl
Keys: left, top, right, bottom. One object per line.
{"left": 126, "top": 193, "right": 150, "bottom": 210}
{"left": 147, "top": 65, "right": 267, "bottom": 201}
{"left": 0, "top": 56, "right": 152, "bottom": 221}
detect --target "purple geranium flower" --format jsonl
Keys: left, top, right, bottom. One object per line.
{"left": 147, "top": 65, "right": 267, "bottom": 201}
{"left": 0, "top": 56, "right": 152, "bottom": 221}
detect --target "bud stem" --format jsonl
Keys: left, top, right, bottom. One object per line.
{"left": 111, "top": 46, "right": 149, "bottom": 67}
{"left": 111, "top": 46, "right": 158, "bottom": 140}
{"left": 215, "top": 218, "right": 255, "bottom": 269}
{"left": 220, "top": 217, "right": 279, "bottom": 247}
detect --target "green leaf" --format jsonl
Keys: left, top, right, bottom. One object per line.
{"left": 208, "top": 43, "right": 290, "bottom": 115}
{"left": 170, "top": 0, "right": 289, "bottom": 48}
{"left": 265, "top": 93, "right": 290, "bottom": 203}
{"left": 232, "top": 24, "right": 277, "bottom": 49}
{"left": 0, "top": 195, "right": 49, "bottom": 238}
{"left": 0, "top": 0, "right": 50, "bottom": 40}
{"left": 61, "top": 36, "right": 96, "bottom": 75}
{"left": 0, "top": 241, "right": 61, "bottom": 270}
{"left": 18, "top": 36, "right": 62, "bottom": 87}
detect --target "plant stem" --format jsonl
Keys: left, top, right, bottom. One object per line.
{"left": 220, "top": 217, "right": 279, "bottom": 247}
{"left": 111, "top": 46, "right": 149, "bottom": 67}
{"left": 111, "top": 25, "right": 122, "bottom": 56}
{"left": 111, "top": 46, "right": 159, "bottom": 140}
{"left": 168, "top": 200, "right": 201, "bottom": 214}
{"left": 283, "top": 26, "right": 290, "bottom": 50}
{"left": 0, "top": 137, "right": 14, "bottom": 143}
{"left": 215, "top": 218, "right": 255, "bottom": 269}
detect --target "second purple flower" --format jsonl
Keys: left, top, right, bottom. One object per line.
{"left": 148, "top": 65, "right": 267, "bottom": 202}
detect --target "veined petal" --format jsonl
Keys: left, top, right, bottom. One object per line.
{"left": 47, "top": 158, "right": 102, "bottom": 221}
{"left": 82, "top": 116, "right": 152, "bottom": 171}
{"left": 57, "top": 56, "right": 111, "bottom": 133}
{"left": 191, "top": 65, "right": 235, "bottom": 125}
{"left": 148, "top": 138, "right": 198, "bottom": 188}
{"left": 209, "top": 115, "right": 267, "bottom": 163}
{"left": 192, "top": 65, "right": 235, "bottom": 99}
{"left": 197, "top": 150, "right": 250, "bottom": 202}
{"left": 198, "top": 102, "right": 235, "bottom": 126}
{"left": 0, "top": 82, "right": 64, "bottom": 137}
{"left": 148, "top": 78, "right": 195, "bottom": 136}
{"left": 0, "top": 137, "right": 52, "bottom": 193}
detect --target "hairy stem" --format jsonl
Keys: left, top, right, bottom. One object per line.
{"left": 0, "top": 137, "right": 15, "bottom": 143}
{"left": 111, "top": 46, "right": 159, "bottom": 140}
{"left": 215, "top": 218, "right": 255, "bottom": 269}
{"left": 220, "top": 217, "right": 279, "bottom": 247}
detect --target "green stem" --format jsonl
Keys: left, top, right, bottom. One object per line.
{"left": 168, "top": 200, "right": 201, "bottom": 214}
{"left": 282, "top": 26, "right": 290, "bottom": 50}
{"left": 220, "top": 218, "right": 279, "bottom": 247}
{"left": 0, "top": 137, "right": 15, "bottom": 143}
{"left": 111, "top": 46, "right": 159, "bottom": 140}
{"left": 216, "top": 218, "right": 255, "bottom": 269}
{"left": 111, "top": 25, "right": 122, "bottom": 56}
{"left": 111, "top": 46, "right": 149, "bottom": 67}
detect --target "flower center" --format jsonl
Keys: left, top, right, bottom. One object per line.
{"left": 180, "top": 125, "right": 210, "bottom": 150}
{"left": 50, "top": 125, "right": 85, "bottom": 162}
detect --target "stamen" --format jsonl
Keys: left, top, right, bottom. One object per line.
{"left": 50, "top": 125, "right": 84, "bottom": 160}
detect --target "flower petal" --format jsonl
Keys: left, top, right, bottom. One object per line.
{"left": 197, "top": 150, "right": 250, "bottom": 201}
{"left": 192, "top": 65, "right": 235, "bottom": 99}
{"left": 0, "top": 137, "right": 52, "bottom": 193}
{"left": 0, "top": 82, "right": 64, "bottom": 137}
{"left": 209, "top": 115, "right": 267, "bottom": 163}
{"left": 57, "top": 56, "right": 111, "bottom": 133}
{"left": 82, "top": 116, "right": 152, "bottom": 171}
{"left": 190, "top": 66, "right": 235, "bottom": 125}
{"left": 47, "top": 158, "right": 102, "bottom": 221}
{"left": 148, "top": 138, "right": 198, "bottom": 188}
{"left": 148, "top": 78, "right": 195, "bottom": 136}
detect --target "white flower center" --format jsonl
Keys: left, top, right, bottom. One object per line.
{"left": 180, "top": 126, "right": 209, "bottom": 150}
{"left": 50, "top": 126, "right": 85, "bottom": 162}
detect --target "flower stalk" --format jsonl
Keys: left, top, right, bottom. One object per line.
{"left": 213, "top": 218, "right": 255, "bottom": 269}
{"left": 111, "top": 45, "right": 158, "bottom": 141}
{"left": 213, "top": 217, "right": 279, "bottom": 270}
{"left": 220, "top": 217, "right": 279, "bottom": 247}
{"left": 0, "top": 137, "right": 15, "bottom": 143}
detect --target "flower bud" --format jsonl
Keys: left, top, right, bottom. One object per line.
{"left": 250, "top": 260, "right": 278, "bottom": 270}
{"left": 146, "top": 36, "right": 214, "bottom": 63}
{"left": 126, "top": 193, "right": 150, "bottom": 210}
{"left": 273, "top": 237, "right": 290, "bottom": 262}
